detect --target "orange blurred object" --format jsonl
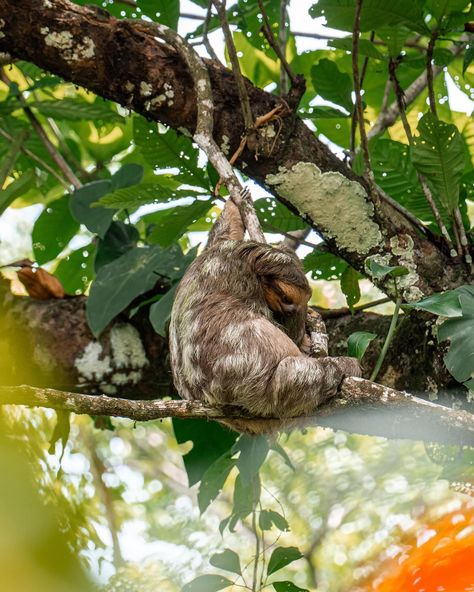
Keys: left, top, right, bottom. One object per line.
{"left": 17, "top": 266, "right": 65, "bottom": 299}
{"left": 366, "top": 504, "right": 474, "bottom": 592}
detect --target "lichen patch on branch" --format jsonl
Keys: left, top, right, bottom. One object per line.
{"left": 265, "top": 162, "right": 382, "bottom": 255}
{"left": 40, "top": 27, "right": 95, "bottom": 61}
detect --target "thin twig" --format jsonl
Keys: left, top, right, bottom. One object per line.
{"left": 251, "top": 508, "right": 260, "bottom": 592}
{"left": 202, "top": 1, "right": 220, "bottom": 62}
{"left": 1, "top": 70, "right": 81, "bottom": 188}
{"left": 279, "top": 0, "right": 289, "bottom": 94}
{"left": 257, "top": 0, "right": 297, "bottom": 88}
{"left": 213, "top": 0, "right": 254, "bottom": 131}
{"left": 370, "top": 296, "right": 402, "bottom": 381}
{"left": 0, "top": 127, "right": 70, "bottom": 189}
{"left": 388, "top": 59, "right": 456, "bottom": 256}
{"left": 350, "top": 31, "right": 374, "bottom": 157}
{"left": 281, "top": 228, "right": 311, "bottom": 250}
{"left": 426, "top": 29, "right": 439, "bottom": 118}
{"left": 351, "top": 0, "right": 379, "bottom": 205}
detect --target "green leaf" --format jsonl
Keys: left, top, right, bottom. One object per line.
{"left": 438, "top": 287, "right": 474, "bottom": 384}
{"left": 31, "top": 99, "right": 124, "bottom": 122}
{"left": 328, "top": 37, "right": 385, "bottom": 60}
{"left": 267, "top": 547, "right": 303, "bottom": 576}
{"left": 149, "top": 283, "right": 179, "bottom": 337}
{"left": 405, "top": 290, "right": 463, "bottom": 317}
{"left": 427, "top": 0, "right": 470, "bottom": 22}
{"left": 133, "top": 117, "right": 207, "bottom": 187}
{"left": 173, "top": 419, "right": 237, "bottom": 487}
{"left": 111, "top": 164, "right": 144, "bottom": 190}
{"left": 254, "top": 198, "right": 308, "bottom": 233}
{"left": 48, "top": 410, "right": 71, "bottom": 456}
{"left": 94, "top": 221, "right": 139, "bottom": 271}
{"left": 309, "top": 0, "right": 426, "bottom": 33}
{"left": 270, "top": 442, "right": 295, "bottom": 471}
{"left": 182, "top": 575, "right": 232, "bottom": 592}
{"left": 411, "top": 113, "right": 466, "bottom": 213}
{"left": 210, "top": 549, "right": 241, "bottom": 576}
{"left": 0, "top": 170, "right": 35, "bottom": 216}
{"left": 377, "top": 26, "right": 411, "bottom": 56}
{"left": 231, "top": 474, "right": 261, "bottom": 524}
{"left": 32, "top": 196, "right": 79, "bottom": 264}
{"left": 340, "top": 266, "right": 361, "bottom": 311}
{"left": 305, "top": 105, "right": 351, "bottom": 119}
{"left": 367, "top": 260, "right": 409, "bottom": 280}
{"left": 273, "top": 582, "right": 310, "bottom": 592}
{"left": 198, "top": 453, "right": 236, "bottom": 513}
{"left": 347, "top": 331, "right": 377, "bottom": 360}
{"left": 70, "top": 180, "right": 116, "bottom": 238}
{"left": 463, "top": 42, "right": 474, "bottom": 75}
{"left": 54, "top": 244, "right": 95, "bottom": 295}
{"left": 311, "top": 59, "right": 353, "bottom": 112}
{"left": 303, "top": 249, "right": 348, "bottom": 281}
{"left": 259, "top": 510, "right": 289, "bottom": 532}
{"left": 86, "top": 245, "right": 184, "bottom": 336}
{"left": 137, "top": 0, "right": 180, "bottom": 29}
{"left": 148, "top": 200, "right": 213, "bottom": 247}
{"left": 98, "top": 181, "right": 199, "bottom": 210}
{"left": 233, "top": 435, "right": 269, "bottom": 485}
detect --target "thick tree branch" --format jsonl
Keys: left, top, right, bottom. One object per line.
{"left": 0, "top": 380, "right": 472, "bottom": 445}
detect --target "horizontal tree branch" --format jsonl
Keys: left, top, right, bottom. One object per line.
{"left": 1, "top": 379, "right": 472, "bottom": 445}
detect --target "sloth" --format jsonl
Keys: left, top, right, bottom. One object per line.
{"left": 169, "top": 199, "right": 361, "bottom": 433}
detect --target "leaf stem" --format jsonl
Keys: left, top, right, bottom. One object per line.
{"left": 370, "top": 295, "right": 402, "bottom": 382}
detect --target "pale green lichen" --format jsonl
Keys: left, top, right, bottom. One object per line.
{"left": 389, "top": 234, "right": 424, "bottom": 301}
{"left": 41, "top": 27, "right": 95, "bottom": 61}
{"left": 265, "top": 162, "right": 382, "bottom": 255}
{"left": 75, "top": 342, "right": 111, "bottom": 381}
{"left": 220, "top": 135, "right": 230, "bottom": 156}
{"left": 110, "top": 323, "right": 148, "bottom": 370}
{"left": 140, "top": 81, "right": 153, "bottom": 97}
{"left": 0, "top": 19, "right": 5, "bottom": 39}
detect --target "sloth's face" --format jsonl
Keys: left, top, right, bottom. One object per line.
{"left": 262, "top": 279, "right": 311, "bottom": 315}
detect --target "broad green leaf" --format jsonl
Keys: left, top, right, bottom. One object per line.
{"left": 231, "top": 474, "right": 261, "bottom": 524}
{"left": 48, "top": 410, "right": 71, "bottom": 456}
{"left": 0, "top": 170, "right": 35, "bottom": 216}
{"left": 340, "top": 266, "right": 361, "bottom": 311}
{"left": 233, "top": 435, "right": 269, "bottom": 485}
{"left": 173, "top": 419, "right": 238, "bottom": 487}
{"left": 111, "top": 164, "right": 144, "bottom": 190}
{"left": 98, "top": 181, "right": 199, "bottom": 209}
{"left": 427, "top": 0, "right": 470, "bottom": 22}
{"left": 267, "top": 547, "right": 303, "bottom": 576}
{"left": 309, "top": 0, "right": 426, "bottom": 33}
{"left": 329, "top": 37, "right": 385, "bottom": 60}
{"left": 94, "top": 221, "right": 139, "bottom": 271}
{"left": 463, "top": 42, "right": 474, "bottom": 75}
{"left": 149, "top": 283, "right": 179, "bottom": 336}
{"left": 133, "top": 117, "right": 207, "bottom": 187}
{"left": 182, "top": 575, "right": 232, "bottom": 592}
{"left": 411, "top": 113, "right": 466, "bottom": 213}
{"left": 137, "top": 0, "right": 180, "bottom": 29}
{"left": 311, "top": 59, "right": 353, "bottom": 112}
{"left": 148, "top": 200, "right": 213, "bottom": 247}
{"left": 259, "top": 510, "right": 289, "bottom": 532}
{"left": 54, "top": 245, "right": 95, "bottom": 295}
{"left": 305, "top": 106, "right": 351, "bottom": 119}
{"left": 32, "top": 196, "right": 79, "bottom": 264}
{"left": 31, "top": 99, "right": 123, "bottom": 122}
{"left": 377, "top": 26, "right": 411, "bottom": 57}
{"left": 70, "top": 180, "right": 116, "bottom": 238}
{"left": 254, "top": 198, "right": 308, "bottom": 233}
{"left": 405, "top": 290, "right": 463, "bottom": 317}
{"left": 303, "top": 249, "right": 348, "bottom": 281}
{"left": 438, "top": 287, "right": 474, "bottom": 384}
{"left": 270, "top": 442, "right": 295, "bottom": 471}
{"left": 86, "top": 244, "right": 185, "bottom": 336}
{"left": 273, "top": 582, "right": 310, "bottom": 592}
{"left": 198, "top": 453, "right": 236, "bottom": 513}
{"left": 210, "top": 549, "right": 241, "bottom": 576}
{"left": 367, "top": 260, "right": 409, "bottom": 280}
{"left": 347, "top": 331, "right": 377, "bottom": 360}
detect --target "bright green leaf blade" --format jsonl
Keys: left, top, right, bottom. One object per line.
{"left": 411, "top": 113, "right": 466, "bottom": 213}
{"left": 463, "top": 43, "right": 474, "bottom": 75}
{"left": 198, "top": 453, "right": 236, "bottom": 513}
{"left": 149, "top": 283, "right": 179, "bottom": 337}
{"left": 0, "top": 170, "right": 35, "bottom": 216}
{"left": 173, "top": 418, "right": 237, "bottom": 487}
{"left": 234, "top": 435, "right": 269, "bottom": 485}
{"left": 311, "top": 59, "right": 353, "bottom": 112}
{"left": 267, "top": 547, "right": 303, "bottom": 576}
{"left": 54, "top": 245, "right": 95, "bottom": 295}
{"left": 182, "top": 575, "right": 233, "bottom": 592}
{"left": 210, "top": 549, "right": 241, "bottom": 576}
{"left": 86, "top": 245, "right": 181, "bottom": 336}
{"left": 98, "top": 181, "right": 200, "bottom": 210}
{"left": 69, "top": 180, "right": 115, "bottom": 238}
{"left": 273, "top": 582, "right": 310, "bottom": 592}
{"left": 341, "top": 266, "right": 361, "bottom": 310}
{"left": 32, "top": 196, "right": 79, "bottom": 264}
{"left": 148, "top": 200, "right": 213, "bottom": 247}
{"left": 303, "top": 249, "right": 348, "bottom": 281}
{"left": 111, "top": 163, "right": 144, "bottom": 190}
{"left": 347, "top": 331, "right": 377, "bottom": 360}
{"left": 305, "top": 105, "right": 351, "bottom": 119}
{"left": 367, "top": 260, "right": 408, "bottom": 280}
{"left": 232, "top": 474, "right": 261, "bottom": 521}
{"left": 405, "top": 290, "right": 463, "bottom": 317}
{"left": 329, "top": 37, "right": 385, "bottom": 60}
{"left": 254, "top": 198, "right": 308, "bottom": 233}
{"left": 31, "top": 99, "right": 124, "bottom": 122}
{"left": 137, "top": 0, "right": 180, "bottom": 29}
